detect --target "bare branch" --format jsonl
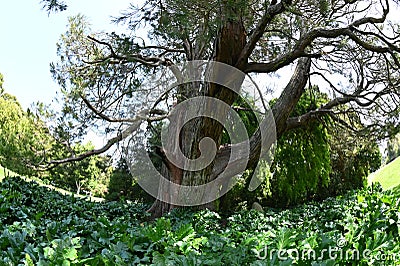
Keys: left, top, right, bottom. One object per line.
{"left": 244, "top": 51, "right": 321, "bottom": 73}
{"left": 243, "top": 3, "right": 398, "bottom": 73}
{"left": 80, "top": 94, "right": 141, "bottom": 123}
{"left": 87, "top": 36, "right": 175, "bottom": 67}
{"left": 138, "top": 45, "right": 185, "bottom": 54}
{"left": 285, "top": 109, "right": 333, "bottom": 132}
{"left": 236, "top": 0, "right": 293, "bottom": 69}
{"left": 41, "top": 110, "right": 168, "bottom": 169}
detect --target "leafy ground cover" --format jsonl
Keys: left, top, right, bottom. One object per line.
{"left": 368, "top": 157, "right": 400, "bottom": 190}
{"left": 0, "top": 176, "right": 399, "bottom": 265}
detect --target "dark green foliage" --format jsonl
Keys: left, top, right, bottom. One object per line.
{"left": 106, "top": 158, "right": 133, "bottom": 201}
{"left": 328, "top": 127, "right": 382, "bottom": 197}
{"left": 221, "top": 93, "right": 259, "bottom": 145}
{"left": 106, "top": 158, "right": 154, "bottom": 203}
{"left": 318, "top": 0, "right": 330, "bottom": 17}
{"left": 268, "top": 87, "right": 331, "bottom": 207}
{"left": 271, "top": 124, "right": 331, "bottom": 206}
{"left": 222, "top": 88, "right": 330, "bottom": 209}
{"left": 1, "top": 176, "right": 399, "bottom": 264}
{"left": 262, "top": 87, "right": 381, "bottom": 207}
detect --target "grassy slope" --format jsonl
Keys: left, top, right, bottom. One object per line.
{"left": 0, "top": 165, "right": 17, "bottom": 180}
{"left": 0, "top": 164, "right": 103, "bottom": 202}
{"left": 368, "top": 156, "right": 400, "bottom": 190}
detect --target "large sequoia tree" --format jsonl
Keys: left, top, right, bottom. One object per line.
{"left": 41, "top": 0, "right": 400, "bottom": 217}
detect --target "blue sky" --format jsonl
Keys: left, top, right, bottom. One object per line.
{"left": 0, "top": 0, "right": 133, "bottom": 110}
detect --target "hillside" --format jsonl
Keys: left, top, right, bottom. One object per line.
{"left": 368, "top": 157, "right": 400, "bottom": 190}
{"left": 0, "top": 165, "right": 17, "bottom": 180}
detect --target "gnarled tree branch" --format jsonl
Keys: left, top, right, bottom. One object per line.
{"left": 41, "top": 110, "right": 168, "bottom": 170}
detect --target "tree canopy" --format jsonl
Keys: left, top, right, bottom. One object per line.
{"left": 0, "top": 73, "right": 114, "bottom": 197}
{"left": 39, "top": 0, "right": 400, "bottom": 216}
{"left": 0, "top": 74, "right": 53, "bottom": 175}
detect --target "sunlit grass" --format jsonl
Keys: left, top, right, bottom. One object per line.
{"left": 368, "top": 156, "right": 400, "bottom": 190}
{"left": 0, "top": 165, "right": 16, "bottom": 180}
{"left": 0, "top": 165, "right": 103, "bottom": 201}
{"left": 0, "top": 166, "right": 4, "bottom": 180}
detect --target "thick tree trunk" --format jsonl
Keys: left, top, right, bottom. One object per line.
{"left": 148, "top": 5, "right": 247, "bottom": 218}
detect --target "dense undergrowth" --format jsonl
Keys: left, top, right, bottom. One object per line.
{"left": 0, "top": 176, "right": 399, "bottom": 265}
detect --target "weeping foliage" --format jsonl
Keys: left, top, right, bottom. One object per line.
{"left": 267, "top": 87, "right": 382, "bottom": 207}
{"left": 219, "top": 88, "right": 331, "bottom": 209}
{"left": 270, "top": 87, "right": 331, "bottom": 207}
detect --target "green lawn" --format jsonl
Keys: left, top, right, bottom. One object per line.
{"left": 0, "top": 164, "right": 104, "bottom": 202}
{"left": 368, "top": 156, "right": 400, "bottom": 190}
{"left": 0, "top": 165, "right": 17, "bottom": 180}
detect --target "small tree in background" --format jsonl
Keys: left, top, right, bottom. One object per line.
{"left": 386, "top": 134, "right": 400, "bottom": 163}
{"left": 48, "top": 142, "right": 113, "bottom": 197}
{"left": 328, "top": 123, "right": 382, "bottom": 196}
{"left": 107, "top": 157, "right": 155, "bottom": 202}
